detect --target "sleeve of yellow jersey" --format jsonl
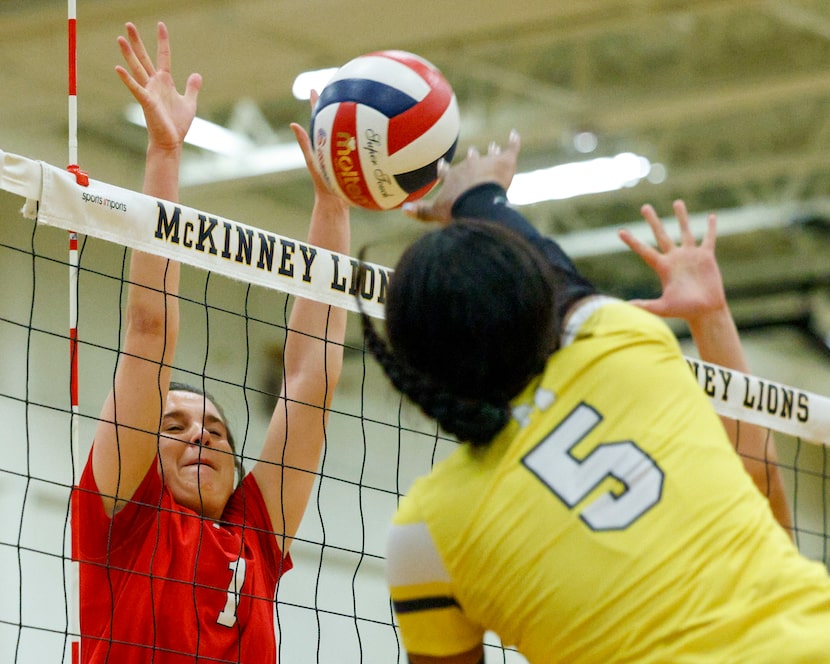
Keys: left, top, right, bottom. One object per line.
{"left": 386, "top": 492, "right": 485, "bottom": 658}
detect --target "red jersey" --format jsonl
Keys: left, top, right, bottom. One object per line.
{"left": 74, "top": 452, "right": 292, "bottom": 663}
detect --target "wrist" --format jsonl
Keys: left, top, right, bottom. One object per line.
{"left": 451, "top": 182, "right": 507, "bottom": 219}
{"left": 687, "top": 304, "right": 749, "bottom": 372}
{"left": 146, "top": 142, "right": 183, "bottom": 161}
{"left": 686, "top": 300, "right": 731, "bottom": 331}
{"left": 143, "top": 145, "right": 183, "bottom": 200}
{"left": 314, "top": 193, "right": 350, "bottom": 216}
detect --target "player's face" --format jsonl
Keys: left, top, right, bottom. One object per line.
{"left": 157, "top": 390, "right": 236, "bottom": 520}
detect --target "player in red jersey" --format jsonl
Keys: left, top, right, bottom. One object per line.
{"left": 73, "top": 22, "right": 350, "bottom": 663}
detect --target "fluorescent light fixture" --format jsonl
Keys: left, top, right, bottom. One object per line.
{"left": 292, "top": 67, "right": 338, "bottom": 100}
{"left": 179, "top": 142, "right": 306, "bottom": 186}
{"left": 125, "top": 104, "right": 253, "bottom": 156}
{"left": 508, "top": 152, "right": 653, "bottom": 205}
{"left": 126, "top": 103, "right": 303, "bottom": 186}
{"left": 129, "top": 96, "right": 661, "bottom": 198}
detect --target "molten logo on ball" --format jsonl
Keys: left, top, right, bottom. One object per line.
{"left": 310, "top": 50, "right": 460, "bottom": 211}
{"left": 334, "top": 130, "right": 373, "bottom": 209}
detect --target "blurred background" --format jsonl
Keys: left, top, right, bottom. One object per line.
{"left": 2, "top": 1, "right": 830, "bottom": 662}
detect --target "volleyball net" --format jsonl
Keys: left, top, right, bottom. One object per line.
{"left": 1, "top": 150, "right": 830, "bottom": 663}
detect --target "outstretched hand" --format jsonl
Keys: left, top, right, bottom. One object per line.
{"left": 618, "top": 199, "right": 727, "bottom": 322}
{"left": 115, "top": 22, "right": 201, "bottom": 153}
{"left": 402, "top": 129, "right": 521, "bottom": 224}
{"left": 290, "top": 90, "right": 349, "bottom": 213}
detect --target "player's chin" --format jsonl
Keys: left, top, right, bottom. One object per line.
{"left": 172, "top": 482, "right": 220, "bottom": 516}
{"left": 183, "top": 465, "right": 233, "bottom": 500}
{"left": 176, "top": 466, "right": 213, "bottom": 492}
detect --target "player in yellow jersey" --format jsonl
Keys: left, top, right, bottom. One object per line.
{"left": 359, "top": 134, "right": 830, "bottom": 663}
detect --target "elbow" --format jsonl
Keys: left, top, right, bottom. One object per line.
{"left": 126, "top": 306, "right": 176, "bottom": 338}
{"left": 124, "top": 307, "right": 179, "bottom": 362}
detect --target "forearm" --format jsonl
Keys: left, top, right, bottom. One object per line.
{"left": 687, "top": 305, "right": 749, "bottom": 373}
{"left": 283, "top": 196, "right": 350, "bottom": 396}
{"left": 254, "top": 196, "right": 349, "bottom": 543}
{"left": 123, "top": 253, "right": 180, "bottom": 361}
{"left": 124, "top": 144, "right": 183, "bottom": 360}
{"left": 689, "top": 306, "right": 793, "bottom": 534}
{"left": 143, "top": 144, "right": 183, "bottom": 201}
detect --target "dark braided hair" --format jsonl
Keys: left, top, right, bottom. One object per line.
{"left": 359, "top": 220, "right": 561, "bottom": 447}
{"left": 361, "top": 319, "right": 509, "bottom": 446}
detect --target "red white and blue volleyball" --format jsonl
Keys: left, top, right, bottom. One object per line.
{"left": 310, "top": 50, "right": 460, "bottom": 211}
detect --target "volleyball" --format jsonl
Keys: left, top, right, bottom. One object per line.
{"left": 310, "top": 50, "right": 460, "bottom": 211}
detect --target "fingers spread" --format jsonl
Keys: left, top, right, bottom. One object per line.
{"left": 702, "top": 213, "right": 718, "bottom": 250}
{"left": 619, "top": 228, "right": 661, "bottom": 270}
{"left": 640, "top": 204, "right": 673, "bottom": 253}
{"left": 125, "top": 22, "right": 156, "bottom": 79}
{"left": 154, "top": 22, "right": 172, "bottom": 73}
{"left": 673, "top": 199, "right": 695, "bottom": 246}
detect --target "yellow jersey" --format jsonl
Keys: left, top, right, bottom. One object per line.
{"left": 387, "top": 298, "right": 830, "bottom": 662}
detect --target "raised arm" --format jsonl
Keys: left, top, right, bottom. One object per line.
{"left": 250, "top": 115, "right": 350, "bottom": 552}
{"left": 403, "top": 131, "right": 596, "bottom": 321}
{"left": 92, "top": 22, "right": 201, "bottom": 516}
{"left": 619, "top": 200, "right": 793, "bottom": 533}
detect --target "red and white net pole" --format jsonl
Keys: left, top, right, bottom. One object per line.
{"left": 67, "top": 1, "right": 81, "bottom": 662}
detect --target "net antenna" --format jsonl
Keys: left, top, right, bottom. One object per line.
{"left": 66, "top": 1, "right": 87, "bottom": 661}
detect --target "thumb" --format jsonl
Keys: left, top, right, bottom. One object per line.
{"left": 184, "top": 73, "right": 202, "bottom": 103}
{"left": 628, "top": 298, "right": 664, "bottom": 316}
{"left": 402, "top": 201, "right": 442, "bottom": 223}
{"left": 290, "top": 123, "right": 317, "bottom": 175}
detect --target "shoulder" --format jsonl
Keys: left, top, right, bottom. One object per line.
{"left": 224, "top": 474, "right": 290, "bottom": 574}
{"left": 386, "top": 518, "right": 451, "bottom": 587}
{"left": 223, "top": 473, "right": 271, "bottom": 527}
{"left": 389, "top": 444, "right": 496, "bottom": 567}
{"left": 394, "top": 445, "right": 488, "bottom": 524}
{"left": 562, "top": 295, "right": 676, "bottom": 348}
{"left": 76, "top": 454, "right": 167, "bottom": 559}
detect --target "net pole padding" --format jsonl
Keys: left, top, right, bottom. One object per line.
{"left": 3, "top": 148, "right": 830, "bottom": 447}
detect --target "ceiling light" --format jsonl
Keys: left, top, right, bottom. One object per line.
{"left": 508, "top": 153, "right": 653, "bottom": 205}
{"left": 125, "top": 104, "right": 252, "bottom": 156}
{"left": 135, "top": 94, "right": 661, "bottom": 199}
{"left": 179, "top": 143, "right": 306, "bottom": 186}
{"left": 647, "top": 162, "right": 667, "bottom": 184}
